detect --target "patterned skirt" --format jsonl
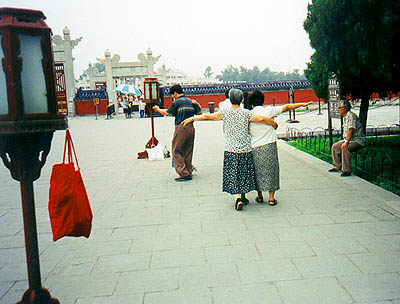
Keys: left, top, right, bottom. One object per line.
{"left": 252, "top": 142, "right": 280, "bottom": 192}
{"left": 222, "top": 151, "right": 257, "bottom": 195}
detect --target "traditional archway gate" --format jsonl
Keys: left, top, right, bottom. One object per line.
{"left": 54, "top": 63, "right": 68, "bottom": 114}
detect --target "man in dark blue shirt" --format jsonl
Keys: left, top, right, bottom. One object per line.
{"left": 154, "top": 84, "right": 202, "bottom": 181}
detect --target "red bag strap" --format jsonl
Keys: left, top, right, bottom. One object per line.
{"left": 62, "top": 129, "right": 80, "bottom": 169}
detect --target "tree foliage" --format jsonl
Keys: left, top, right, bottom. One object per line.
{"left": 303, "top": 0, "right": 400, "bottom": 129}
{"left": 216, "top": 65, "right": 306, "bottom": 83}
{"left": 204, "top": 66, "right": 214, "bottom": 78}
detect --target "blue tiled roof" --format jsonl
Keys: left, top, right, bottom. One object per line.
{"left": 162, "top": 80, "right": 311, "bottom": 96}
{"left": 75, "top": 88, "right": 108, "bottom": 101}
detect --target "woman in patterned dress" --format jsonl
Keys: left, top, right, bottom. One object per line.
{"left": 182, "top": 89, "right": 278, "bottom": 211}
{"left": 248, "top": 90, "right": 312, "bottom": 205}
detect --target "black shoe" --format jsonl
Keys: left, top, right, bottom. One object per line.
{"left": 175, "top": 176, "right": 192, "bottom": 182}
{"left": 328, "top": 168, "right": 340, "bottom": 172}
{"left": 341, "top": 172, "right": 351, "bottom": 177}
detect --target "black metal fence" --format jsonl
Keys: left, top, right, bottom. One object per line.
{"left": 285, "top": 124, "right": 400, "bottom": 193}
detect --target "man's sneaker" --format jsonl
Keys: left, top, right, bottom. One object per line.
{"left": 328, "top": 168, "right": 340, "bottom": 172}
{"left": 341, "top": 171, "right": 351, "bottom": 177}
{"left": 175, "top": 176, "right": 192, "bottom": 182}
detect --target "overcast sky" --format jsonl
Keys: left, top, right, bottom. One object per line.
{"left": 3, "top": 0, "right": 314, "bottom": 78}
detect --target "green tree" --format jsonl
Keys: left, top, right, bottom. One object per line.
{"left": 94, "top": 63, "right": 105, "bottom": 73}
{"left": 304, "top": 0, "right": 400, "bottom": 130}
{"left": 204, "top": 66, "right": 213, "bottom": 78}
{"left": 304, "top": 53, "right": 329, "bottom": 100}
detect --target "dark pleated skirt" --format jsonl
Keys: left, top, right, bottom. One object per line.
{"left": 222, "top": 151, "right": 257, "bottom": 194}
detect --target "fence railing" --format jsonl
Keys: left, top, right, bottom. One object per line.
{"left": 285, "top": 124, "right": 400, "bottom": 192}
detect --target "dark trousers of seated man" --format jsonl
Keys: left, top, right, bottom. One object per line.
{"left": 172, "top": 123, "right": 195, "bottom": 177}
{"left": 332, "top": 140, "right": 363, "bottom": 173}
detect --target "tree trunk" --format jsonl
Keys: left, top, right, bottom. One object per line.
{"left": 358, "top": 93, "right": 370, "bottom": 133}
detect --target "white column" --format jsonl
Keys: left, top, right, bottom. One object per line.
{"left": 103, "top": 50, "right": 118, "bottom": 111}
{"left": 62, "top": 27, "right": 82, "bottom": 116}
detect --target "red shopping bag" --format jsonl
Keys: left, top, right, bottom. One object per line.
{"left": 48, "top": 129, "right": 93, "bottom": 241}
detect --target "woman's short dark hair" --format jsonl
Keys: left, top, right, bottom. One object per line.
{"left": 229, "top": 89, "right": 243, "bottom": 105}
{"left": 339, "top": 100, "right": 351, "bottom": 112}
{"left": 248, "top": 90, "right": 265, "bottom": 107}
{"left": 170, "top": 84, "right": 183, "bottom": 95}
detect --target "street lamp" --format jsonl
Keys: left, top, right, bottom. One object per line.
{"left": 0, "top": 7, "right": 67, "bottom": 303}
{"left": 137, "top": 77, "right": 160, "bottom": 158}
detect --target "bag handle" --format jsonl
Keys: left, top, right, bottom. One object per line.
{"left": 62, "top": 129, "right": 80, "bottom": 169}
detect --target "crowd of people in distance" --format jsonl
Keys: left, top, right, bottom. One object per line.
{"left": 117, "top": 94, "right": 146, "bottom": 119}
{"left": 153, "top": 84, "right": 365, "bottom": 211}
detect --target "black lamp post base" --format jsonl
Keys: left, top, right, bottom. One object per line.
{"left": 17, "top": 288, "right": 59, "bottom": 304}
{"left": 287, "top": 119, "right": 300, "bottom": 123}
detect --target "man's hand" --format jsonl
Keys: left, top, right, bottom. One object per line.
{"left": 341, "top": 141, "right": 348, "bottom": 150}
{"left": 272, "top": 121, "right": 278, "bottom": 130}
{"left": 153, "top": 105, "right": 160, "bottom": 112}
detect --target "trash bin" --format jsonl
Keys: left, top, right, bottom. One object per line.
{"left": 208, "top": 102, "right": 215, "bottom": 113}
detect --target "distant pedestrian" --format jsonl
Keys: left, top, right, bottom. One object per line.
{"left": 218, "top": 88, "right": 232, "bottom": 110}
{"left": 138, "top": 98, "right": 146, "bottom": 118}
{"left": 248, "top": 90, "right": 312, "bottom": 205}
{"left": 329, "top": 100, "right": 365, "bottom": 176}
{"left": 153, "top": 84, "right": 202, "bottom": 182}
{"left": 182, "top": 89, "right": 278, "bottom": 211}
{"left": 122, "top": 96, "right": 130, "bottom": 119}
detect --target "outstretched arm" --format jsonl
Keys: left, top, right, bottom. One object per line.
{"left": 153, "top": 105, "right": 169, "bottom": 116}
{"left": 182, "top": 112, "right": 222, "bottom": 126}
{"left": 282, "top": 101, "right": 313, "bottom": 113}
{"left": 250, "top": 113, "right": 278, "bottom": 129}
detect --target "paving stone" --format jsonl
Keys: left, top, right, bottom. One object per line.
{"left": 355, "top": 234, "right": 400, "bottom": 252}
{"left": 179, "top": 263, "right": 240, "bottom": 288}
{"left": 180, "top": 232, "right": 229, "bottom": 249}
{"left": 273, "top": 226, "right": 328, "bottom": 241}
{"left": 157, "top": 223, "right": 202, "bottom": 236}
{"left": 111, "top": 226, "right": 158, "bottom": 240}
{"left": 338, "top": 273, "right": 400, "bottom": 302}
{"left": 347, "top": 252, "right": 400, "bottom": 274}
{"left": 256, "top": 241, "right": 315, "bottom": 259}
{"left": 75, "top": 294, "right": 143, "bottom": 304}
{"left": 144, "top": 288, "right": 212, "bottom": 304}
{"left": 93, "top": 253, "right": 151, "bottom": 273}
{"left": 327, "top": 211, "right": 379, "bottom": 223}
{"left": 237, "top": 259, "right": 301, "bottom": 283}
{"left": 275, "top": 277, "right": 353, "bottom": 304}
{"left": 306, "top": 237, "right": 368, "bottom": 255}
{"left": 228, "top": 229, "right": 279, "bottom": 245}
{"left": 293, "top": 255, "right": 362, "bottom": 278}
{"left": 150, "top": 248, "right": 205, "bottom": 268}
{"left": 244, "top": 216, "right": 291, "bottom": 229}
{"left": 286, "top": 214, "right": 335, "bottom": 226}
{"left": 205, "top": 244, "right": 260, "bottom": 264}
{"left": 129, "top": 235, "right": 180, "bottom": 253}
{"left": 212, "top": 283, "right": 282, "bottom": 304}
{"left": 201, "top": 220, "right": 247, "bottom": 233}
{"left": 48, "top": 273, "right": 119, "bottom": 298}
{"left": 115, "top": 268, "right": 179, "bottom": 294}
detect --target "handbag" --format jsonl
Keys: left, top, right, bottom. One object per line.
{"left": 48, "top": 129, "right": 93, "bottom": 241}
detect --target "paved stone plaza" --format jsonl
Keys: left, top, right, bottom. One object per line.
{"left": 0, "top": 106, "right": 400, "bottom": 303}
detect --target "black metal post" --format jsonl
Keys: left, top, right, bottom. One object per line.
{"left": 327, "top": 97, "right": 334, "bottom": 149}
{"left": 273, "top": 96, "right": 275, "bottom": 106}
{"left": 318, "top": 98, "right": 322, "bottom": 115}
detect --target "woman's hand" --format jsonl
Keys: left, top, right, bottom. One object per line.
{"left": 153, "top": 105, "right": 160, "bottom": 112}
{"left": 272, "top": 121, "right": 278, "bottom": 129}
{"left": 182, "top": 117, "right": 193, "bottom": 126}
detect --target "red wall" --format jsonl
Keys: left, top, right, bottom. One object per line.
{"left": 76, "top": 100, "right": 108, "bottom": 115}
{"left": 164, "top": 89, "right": 320, "bottom": 109}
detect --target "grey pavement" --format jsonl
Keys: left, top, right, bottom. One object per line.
{"left": 0, "top": 105, "right": 400, "bottom": 304}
